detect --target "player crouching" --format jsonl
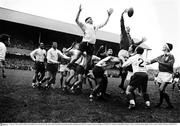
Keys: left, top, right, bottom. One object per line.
{"left": 122, "top": 47, "right": 150, "bottom": 110}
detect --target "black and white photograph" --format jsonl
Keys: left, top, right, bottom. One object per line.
{"left": 0, "top": 0, "right": 180, "bottom": 124}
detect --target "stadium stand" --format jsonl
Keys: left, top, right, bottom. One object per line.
{"left": 5, "top": 54, "right": 34, "bottom": 71}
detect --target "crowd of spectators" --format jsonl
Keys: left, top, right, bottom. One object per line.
{"left": 5, "top": 55, "right": 34, "bottom": 71}
{"left": 9, "top": 37, "right": 36, "bottom": 50}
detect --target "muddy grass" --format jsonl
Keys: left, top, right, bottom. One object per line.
{"left": 0, "top": 69, "right": 180, "bottom": 123}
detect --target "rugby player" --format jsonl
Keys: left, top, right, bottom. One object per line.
{"left": 40, "top": 42, "right": 70, "bottom": 89}
{"left": 63, "top": 43, "right": 81, "bottom": 91}
{"left": 147, "top": 43, "right": 175, "bottom": 109}
{"left": 59, "top": 47, "right": 69, "bottom": 88}
{"left": 89, "top": 55, "right": 120, "bottom": 101}
{"left": 118, "top": 8, "right": 146, "bottom": 92}
{"left": 30, "top": 42, "right": 46, "bottom": 88}
{"left": 0, "top": 34, "right": 10, "bottom": 78}
{"left": 67, "top": 4, "right": 113, "bottom": 75}
{"left": 122, "top": 46, "right": 150, "bottom": 110}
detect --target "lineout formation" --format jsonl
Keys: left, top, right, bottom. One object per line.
{"left": 0, "top": 5, "right": 179, "bottom": 110}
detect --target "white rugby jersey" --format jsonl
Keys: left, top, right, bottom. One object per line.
{"left": 47, "top": 48, "right": 69, "bottom": 64}
{"left": 0, "top": 42, "right": 7, "bottom": 61}
{"left": 81, "top": 23, "right": 98, "bottom": 44}
{"left": 122, "top": 54, "right": 147, "bottom": 73}
{"left": 30, "top": 48, "right": 46, "bottom": 62}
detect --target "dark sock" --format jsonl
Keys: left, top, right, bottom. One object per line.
{"left": 164, "top": 92, "right": 173, "bottom": 107}
{"left": 156, "top": 91, "right": 164, "bottom": 107}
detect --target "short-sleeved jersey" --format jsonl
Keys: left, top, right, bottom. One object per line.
{"left": 47, "top": 48, "right": 66, "bottom": 64}
{"left": 81, "top": 23, "right": 98, "bottom": 44}
{"left": 122, "top": 54, "right": 147, "bottom": 73}
{"left": 30, "top": 48, "right": 46, "bottom": 62}
{"left": 0, "top": 42, "right": 7, "bottom": 61}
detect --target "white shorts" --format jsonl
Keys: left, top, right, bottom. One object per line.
{"left": 59, "top": 64, "right": 68, "bottom": 72}
{"left": 156, "top": 72, "right": 173, "bottom": 83}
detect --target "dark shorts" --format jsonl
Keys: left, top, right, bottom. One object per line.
{"left": 129, "top": 72, "right": 148, "bottom": 90}
{"left": 34, "top": 62, "right": 45, "bottom": 72}
{"left": 46, "top": 63, "right": 58, "bottom": 73}
{"left": 78, "top": 42, "right": 94, "bottom": 55}
{"left": 76, "top": 65, "right": 85, "bottom": 75}
{"left": 93, "top": 66, "right": 105, "bottom": 79}
{"left": 126, "top": 65, "right": 133, "bottom": 72}
{"left": 0, "top": 60, "right": 5, "bottom": 67}
{"left": 68, "top": 63, "right": 78, "bottom": 71}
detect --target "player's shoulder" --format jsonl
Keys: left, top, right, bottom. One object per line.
{"left": 0, "top": 42, "right": 6, "bottom": 47}
{"left": 47, "top": 48, "right": 53, "bottom": 52}
{"left": 43, "top": 49, "right": 47, "bottom": 52}
{"left": 34, "top": 48, "right": 39, "bottom": 51}
{"left": 129, "top": 54, "right": 138, "bottom": 60}
{"left": 57, "top": 49, "right": 62, "bottom": 53}
{"left": 168, "top": 53, "right": 175, "bottom": 58}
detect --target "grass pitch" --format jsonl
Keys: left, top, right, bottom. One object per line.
{"left": 0, "top": 69, "right": 180, "bottom": 123}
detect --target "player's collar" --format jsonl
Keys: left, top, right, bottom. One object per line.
{"left": 164, "top": 52, "right": 170, "bottom": 56}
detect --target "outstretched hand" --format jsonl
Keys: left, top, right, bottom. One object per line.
{"left": 79, "top": 4, "right": 82, "bottom": 11}
{"left": 122, "top": 8, "right": 128, "bottom": 15}
{"left": 107, "top": 8, "right": 113, "bottom": 16}
{"left": 141, "top": 37, "right": 147, "bottom": 42}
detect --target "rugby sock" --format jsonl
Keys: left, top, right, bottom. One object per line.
{"left": 2, "top": 69, "right": 6, "bottom": 78}
{"left": 143, "top": 93, "right": 150, "bottom": 102}
{"left": 164, "top": 93, "right": 173, "bottom": 107}
{"left": 160, "top": 91, "right": 164, "bottom": 104}
{"left": 64, "top": 81, "right": 69, "bottom": 87}
{"left": 60, "top": 77, "right": 63, "bottom": 87}
{"left": 127, "top": 93, "right": 134, "bottom": 101}
{"left": 32, "top": 80, "right": 36, "bottom": 83}
{"left": 119, "top": 72, "right": 127, "bottom": 91}
{"left": 132, "top": 92, "right": 136, "bottom": 103}
{"left": 156, "top": 91, "right": 164, "bottom": 107}
{"left": 101, "top": 77, "right": 108, "bottom": 95}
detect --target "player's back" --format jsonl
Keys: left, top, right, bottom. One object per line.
{"left": 131, "top": 54, "right": 147, "bottom": 73}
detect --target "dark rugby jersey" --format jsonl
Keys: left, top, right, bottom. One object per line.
{"left": 151, "top": 53, "right": 175, "bottom": 73}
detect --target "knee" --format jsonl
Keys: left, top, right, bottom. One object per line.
{"left": 126, "top": 87, "right": 131, "bottom": 95}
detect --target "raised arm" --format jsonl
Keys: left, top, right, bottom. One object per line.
{"left": 96, "top": 9, "right": 113, "bottom": 29}
{"left": 75, "top": 4, "right": 85, "bottom": 32}
{"left": 64, "top": 42, "right": 76, "bottom": 53}
{"left": 58, "top": 50, "right": 71, "bottom": 60}
{"left": 120, "top": 9, "right": 128, "bottom": 36}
